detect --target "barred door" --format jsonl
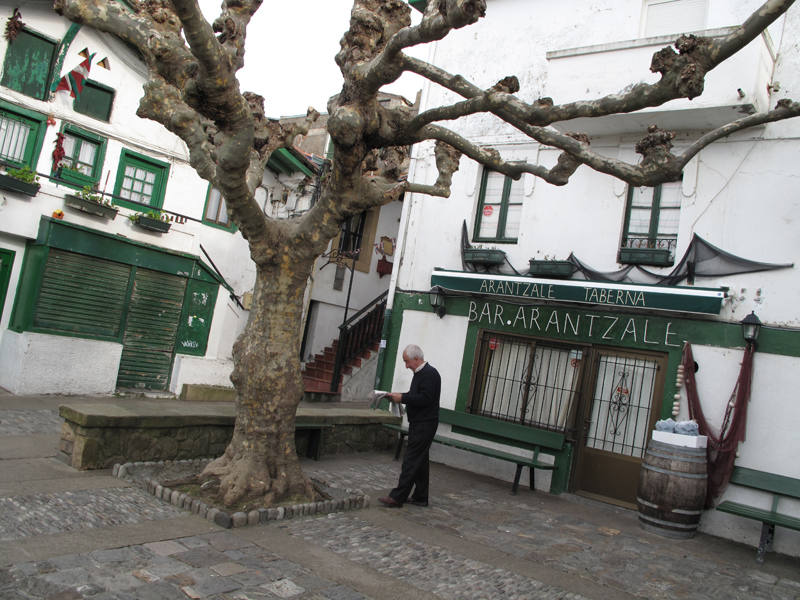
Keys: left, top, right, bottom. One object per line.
{"left": 573, "top": 349, "right": 666, "bottom": 507}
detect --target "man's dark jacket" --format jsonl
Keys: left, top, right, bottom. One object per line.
{"left": 402, "top": 363, "right": 441, "bottom": 422}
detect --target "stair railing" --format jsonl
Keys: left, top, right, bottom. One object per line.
{"left": 330, "top": 290, "right": 388, "bottom": 392}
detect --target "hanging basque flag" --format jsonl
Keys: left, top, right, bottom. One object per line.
{"left": 54, "top": 48, "right": 95, "bottom": 99}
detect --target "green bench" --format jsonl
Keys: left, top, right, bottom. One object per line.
{"left": 384, "top": 408, "right": 568, "bottom": 494}
{"left": 716, "top": 466, "right": 800, "bottom": 562}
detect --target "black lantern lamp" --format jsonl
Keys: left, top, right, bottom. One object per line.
{"left": 741, "top": 311, "right": 762, "bottom": 346}
{"left": 429, "top": 286, "right": 446, "bottom": 318}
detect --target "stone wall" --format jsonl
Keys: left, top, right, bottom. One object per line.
{"left": 59, "top": 409, "right": 398, "bottom": 470}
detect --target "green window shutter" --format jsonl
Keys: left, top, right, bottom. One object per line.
{"left": 116, "top": 268, "right": 186, "bottom": 390}
{"left": 175, "top": 279, "right": 219, "bottom": 356}
{"left": 1, "top": 29, "right": 56, "bottom": 100}
{"left": 0, "top": 247, "right": 15, "bottom": 322}
{"left": 33, "top": 249, "right": 131, "bottom": 339}
{"left": 73, "top": 80, "right": 114, "bottom": 121}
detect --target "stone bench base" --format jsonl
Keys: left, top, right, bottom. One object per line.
{"left": 59, "top": 400, "right": 400, "bottom": 470}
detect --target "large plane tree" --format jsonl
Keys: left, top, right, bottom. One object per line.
{"left": 53, "top": 0, "right": 799, "bottom": 508}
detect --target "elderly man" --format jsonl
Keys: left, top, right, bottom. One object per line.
{"left": 379, "top": 344, "right": 441, "bottom": 508}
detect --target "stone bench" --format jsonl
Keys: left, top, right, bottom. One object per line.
{"left": 59, "top": 400, "right": 400, "bottom": 470}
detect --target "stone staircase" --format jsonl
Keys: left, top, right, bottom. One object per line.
{"left": 302, "top": 339, "right": 380, "bottom": 401}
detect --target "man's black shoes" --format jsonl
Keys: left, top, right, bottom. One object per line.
{"left": 407, "top": 498, "right": 429, "bottom": 507}
{"left": 378, "top": 496, "right": 402, "bottom": 508}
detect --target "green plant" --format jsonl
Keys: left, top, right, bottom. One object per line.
{"left": 145, "top": 209, "right": 170, "bottom": 222}
{"left": 76, "top": 185, "right": 107, "bottom": 205}
{"left": 129, "top": 209, "right": 170, "bottom": 223}
{"left": 6, "top": 165, "right": 39, "bottom": 184}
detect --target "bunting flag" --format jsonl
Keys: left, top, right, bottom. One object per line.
{"left": 97, "top": 57, "right": 110, "bottom": 70}
{"left": 54, "top": 52, "right": 96, "bottom": 99}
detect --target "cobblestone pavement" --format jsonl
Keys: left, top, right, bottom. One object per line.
{"left": 1, "top": 396, "right": 798, "bottom": 600}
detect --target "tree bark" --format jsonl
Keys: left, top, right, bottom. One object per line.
{"left": 202, "top": 253, "right": 317, "bottom": 507}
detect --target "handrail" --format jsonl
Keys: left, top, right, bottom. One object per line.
{"left": 330, "top": 290, "right": 389, "bottom": 392}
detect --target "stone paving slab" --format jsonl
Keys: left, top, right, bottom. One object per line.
{"left": 0, "top": 532, "right": 370, "bottom": 600}
{"left": 0, "top": 487, "right": 186, "bottom": 542}
{"left": 2, "top": 396, "right": 799, "bottom": 600}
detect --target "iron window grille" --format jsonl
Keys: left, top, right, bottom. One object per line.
{"left": 470, "top": 331, "right": 585, "bottom": 434}
{"left": 0, "top": 103, "right": 46, "bottom": 169}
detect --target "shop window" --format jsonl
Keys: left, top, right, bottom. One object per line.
{"left": 469, "top": 332, "right": 583, "bottom": 434}
{"left": 112, "top": 149, "right": 170, "bottom": 210}
{"left": 203, "top": 186, "right": 235, "bottom": 230}
{"left": 642, "top": 0, "right": 708, "bottom": 37}
{"left": 1, "top": 28, "right": 56, "bottom": 100}
{"left": 73, "top": 80, "right": 115, "bottom": 122}
{"left": 0, "top": 101, "right": 47, "bottom": 169}
{"left": 473, "top": 169, "right": 523, "bottom": 244}
{"left": 619, "top": 182, "right": 680, "bottom": 266}
{"left": 56, "top": 124, "right": 107, "bottom": 190}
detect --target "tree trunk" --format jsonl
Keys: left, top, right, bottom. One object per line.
{"left": 200, "top": 253, "right": 317, "bottom": 508}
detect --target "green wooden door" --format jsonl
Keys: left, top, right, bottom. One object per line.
{"left": 0, "top": 248, "right": 15, "bottom": 322}
{"left": 116, "top": 268, "right": 186, "bottom": 390}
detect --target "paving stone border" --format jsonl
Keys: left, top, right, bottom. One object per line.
{"left": 113, "top": 458, "right": 370, "bottom": 529}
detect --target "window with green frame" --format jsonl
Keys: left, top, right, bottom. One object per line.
{"left": 1, "top": 28, "right": 56, "bottom": 100}
{"left": 55, "top": 124, "right": 107, "bottom": 189}
{"left": 73, "top": 80, "right": 115, "bottom": 122}
{"left": 203, "top": 186, "right": 235, "bottom": 230}
{"left": 0, "top": 101, "right": 47, "bottom": 169}
{"left": 473, "top": 169, "right": 523, "bottom": 243}
{"left": 112, "top": 149, "right": 170, "bottom": 210}
{"left": 619, "top": 182, "right": 681, "bottom": 266}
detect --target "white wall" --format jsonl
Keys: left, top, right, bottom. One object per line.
{"left": 0, "top": 331, "right": 121, "bottom": 395}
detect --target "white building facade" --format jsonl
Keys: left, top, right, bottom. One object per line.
{"left": 0, "top": 2, "right": 315, "bottom": 396}
{"left": 379, "top": 0, "right": 800, "bottom": 556}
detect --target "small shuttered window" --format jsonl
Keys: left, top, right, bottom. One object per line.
{"left": 1, "top": 29, "right": 56, "bottom": 100}
{"left": 33, "top": 249, "right": 130, "bottom": 339}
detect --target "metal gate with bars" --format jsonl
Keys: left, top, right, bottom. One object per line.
{"left": 470, "top": 331, "right": 665, "bottom": 506}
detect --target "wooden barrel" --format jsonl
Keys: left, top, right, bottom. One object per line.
{"left": 636, "top": 439, "right": 707, "bottom": 538}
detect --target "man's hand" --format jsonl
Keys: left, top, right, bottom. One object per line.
{"left": 387, "top": 392, "right": 403, "bottom": 403}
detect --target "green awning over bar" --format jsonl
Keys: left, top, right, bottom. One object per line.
{"left": 430, "top": 270, "right": 726, "bottom": 315}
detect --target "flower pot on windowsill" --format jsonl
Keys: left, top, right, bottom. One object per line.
{"left": 133, "top": 214, "right": 171, "bottom": 233}
{"left": 0, "top": 172, "right": 40, "bottom": 197}
{"left": 64, "top": 194, "right": 119, "bottom": 220}
{"left": 618, "top": 247, "right": 672, "bottom": 266}
{"left": 463, "top": 247, "right": 506, "bottom": 267}
{"left": 528, "top": 259, "right": 574, "bottom": 279}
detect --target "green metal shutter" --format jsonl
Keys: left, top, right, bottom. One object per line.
{"left": 0, "top": 248, "right": 15, "bottom": 322}
{"left": 116, "top": 268, "right": 186, "bottom": 390}
{"left": 33, "top": 249, "right": 130, "bottom": 338}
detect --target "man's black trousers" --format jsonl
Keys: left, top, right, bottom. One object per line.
{"left": 390, "top": 420, "right": 438, "bottom": 503}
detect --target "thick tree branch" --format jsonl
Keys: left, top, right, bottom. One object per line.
{"left": 676, "top": 99, "right": 800, "bottom": 168}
